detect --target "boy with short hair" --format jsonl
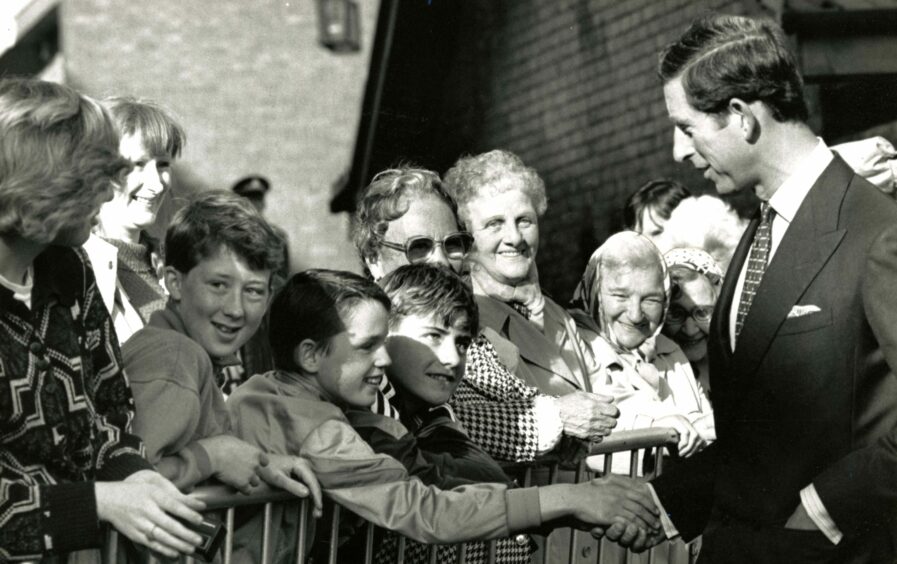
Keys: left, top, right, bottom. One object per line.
{"left": 123, "top": 191, "right": 321, "bottom": 505}
{"left": 348, "top": 263, "right": 532, "bottom": 563}
{"left": 351, "top": 263, "right": 510, "bottom": 486}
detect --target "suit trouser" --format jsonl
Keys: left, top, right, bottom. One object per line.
{"left": 697, "top": 510, "right": 894, "bottom": 564}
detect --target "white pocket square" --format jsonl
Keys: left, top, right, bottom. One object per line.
{"left": 787, "top": 304, "right": 821, "bottom": 319}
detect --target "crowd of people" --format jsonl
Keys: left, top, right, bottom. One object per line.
{"left": 2, "top": 12, "right": 897, "bottom": 564}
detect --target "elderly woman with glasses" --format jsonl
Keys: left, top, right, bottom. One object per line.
{"left": 570, "top": 232, "right": 715, "bottom": 462}
{"left": 661, "top": 248, "right": 725, "bottom": 398}
{"left": 354, "top": 167, "right": 618, "bottom": 464}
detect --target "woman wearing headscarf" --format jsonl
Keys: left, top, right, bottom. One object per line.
{"left": 569, "top": 232, "right": 715, "bottom": 461}
{"left": 662, "top": 248, "right": 725, "bottom": 398}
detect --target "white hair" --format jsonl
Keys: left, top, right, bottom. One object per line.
{"left": 654, "top": 195, "right": 747, "bottom": 276}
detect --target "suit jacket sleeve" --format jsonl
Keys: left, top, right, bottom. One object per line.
{"left": 812, "top": 223, "right": 897, "bottom": 538}
{"left": 650, "top": 443, "right": 720, "bottom": 541}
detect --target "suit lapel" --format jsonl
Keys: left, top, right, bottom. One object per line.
{"left": 476, "top": 295, "right": 582, "bottom": 387}
{"left": 730, "top": 157, "right": 852, "bottom": 379}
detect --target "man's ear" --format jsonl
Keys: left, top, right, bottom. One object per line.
{"left": 366, "top": 254, "right": 384, "bottom": 281}
{"left": 164, "top": 266, "right": 183, "bottom": 301}
{"left": 728, "top": 97, "right": 759, "bottom": 142}
{"left": 294, "top": 339, "right": 323, "bottom": 373}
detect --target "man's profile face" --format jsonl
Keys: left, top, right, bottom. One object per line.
{"left": 663, "top": 76, "right": 750, "bottom": 195}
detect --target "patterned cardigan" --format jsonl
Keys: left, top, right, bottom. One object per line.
{"left": 0, "top": 246, "right": 151, "bottom": 561}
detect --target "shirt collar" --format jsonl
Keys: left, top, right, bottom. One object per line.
{"left": 767, "top": 140, "right": 833, "bottom": 223}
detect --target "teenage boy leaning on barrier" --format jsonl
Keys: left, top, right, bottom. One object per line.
{"left": 122, "top": 191, "right": 322, "bottom": 510}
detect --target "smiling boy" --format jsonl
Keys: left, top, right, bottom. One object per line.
{"left": 122, "top": 192, "right": 320, "bottom": 504}
{"left": 351, "top": 263, "right": 511, "bottom": 486}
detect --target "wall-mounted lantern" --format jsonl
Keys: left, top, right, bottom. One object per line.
{"left": 316, "top": 0, "right": 360, "bottom": 53}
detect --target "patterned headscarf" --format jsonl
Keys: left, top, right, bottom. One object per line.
{"left": 663, "top": 247, "right": 723, "bottom": 287}
{"left": 569, "top": 231, "right": 670, "bottom": 351}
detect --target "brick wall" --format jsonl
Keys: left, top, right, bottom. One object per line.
{"left": 440, "top": 0, "right": 770, "bottom": 299}
{"left": 63, "top": 0, "right": 379, "bottom": 274}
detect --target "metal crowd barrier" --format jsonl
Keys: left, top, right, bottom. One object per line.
{"left": 103, "top": 428, "right": 697, "bottom": 564}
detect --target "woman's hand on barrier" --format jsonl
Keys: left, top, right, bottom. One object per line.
{"left": 201, "top": 435, "right": 265, "bottom": 494}
{"left": 556, "top": 392, "right": 619, "bottom": 441}
{"left": 653, "top": 415, "right": 705, "bottom": 457}
{"left": 260, "top": 454, "right": 324, "bottom": 518}
{"left": 96, "top": 470, "right": 206, "bottom": 559}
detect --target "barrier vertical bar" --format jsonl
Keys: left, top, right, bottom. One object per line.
{"left": 104, "top": 530, "right": 119, "bottom": 564}
{"left": 223, "top": 507, "right": 235, "bottom": 564}
{"left": 328, "top": 505, "right": 341, "bottom": 564}
{"left": 364, "top": 522, "right": 376, "bottom": 564}
{"left": 295, "top": 498, "right": 308, "bottom": 564}
{"left": 261, "top": 503, "right": 275, "bottom": 564}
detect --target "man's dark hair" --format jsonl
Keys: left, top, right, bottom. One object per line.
{"left": 658, "top": 14, "right": 808, "bottom": 123}
{"left": 623, "top": 178, "right": 692, "bottom": 231}
{"left": 379, "top": 263, "right": 479, "bottom": 338}
{"left": 164, "top": 191, "right": 285, "bottom": 276}
{"left": 269, "top": 269, "right": 391, "bottom": 372}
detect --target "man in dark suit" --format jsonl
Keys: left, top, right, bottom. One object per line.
{"left": 640, "top": 14, "right": 897, "bottom": 563}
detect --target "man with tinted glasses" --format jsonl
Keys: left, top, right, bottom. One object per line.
{"left": 353, "top": 167, "right": 619, "bottom": 465}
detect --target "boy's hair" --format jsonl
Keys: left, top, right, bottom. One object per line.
{"left": 352, "top": 167, "right": 457, "bottom": 266}
{"left": 103, "top": 96, "right": 186, "bottom": 158}
{"left": 269, "top": 269, "right": 391, "bottom": 372}
{"left": 164, "top": 191, "right": 285, "bottom": 276}
{"left": 379, "top": 263, "right": 479, "bottom": 337}
{"left": 0, "top": 78, "right": 130, "bottom": 243}
{"left": 658, "top": 14, "right": 808, "bottom": 123}
{"left": 623, "top": 178, "right": 691, "bottom": 231}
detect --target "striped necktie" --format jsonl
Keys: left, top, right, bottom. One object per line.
{"left": 735, "top": 202, "right": 774, "bottom": 340}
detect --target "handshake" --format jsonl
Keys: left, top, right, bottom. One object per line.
{"left": 538, "top": 474, "right": 667, "bottom": 552}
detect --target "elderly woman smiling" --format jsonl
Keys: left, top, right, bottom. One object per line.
{"left": 444, "top": 150, "right": 602, "bottom": 400}
{"left": 569, "top": 232, "right": 715, "bottom": 460}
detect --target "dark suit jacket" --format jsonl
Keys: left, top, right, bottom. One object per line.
{"left": 653, "top": 157, "right": 897, "bottom": 559}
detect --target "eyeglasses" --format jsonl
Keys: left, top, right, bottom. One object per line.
{"left": 380, "top": 232, "right": 474, "bottom": 264}
{"left": 666, "top": 304, "right": 714, "bottom": 325}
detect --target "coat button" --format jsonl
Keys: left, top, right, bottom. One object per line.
{"left": 37, "top": 357, "right": 51, "bottom": 370}
{"left": 29, "top": 341, "right": 44, "bottom": 354}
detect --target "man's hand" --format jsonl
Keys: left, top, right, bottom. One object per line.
{"left": 595, "top": 519, "right": 667, "bottom": 552}
{"left": 556, "top": 392, "right": 619, "bottom": 441}
{"left": 653, "top": 415, "right": 705, "bottom": 457}
{"left": 201, "top": 435, "right": 265, "bottom": 494}
{"left": 96, "top": 470, "right": 206, "bottom": 559}
{"left": 259, "top": 454, "right": 324, "bottom": 518}
{"left": 785, "top": 503, "right": 819, "bottom": 531}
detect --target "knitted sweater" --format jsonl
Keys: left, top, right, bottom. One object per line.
{"left": 0, "top": 246, "right": 152, "bottom": 561}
